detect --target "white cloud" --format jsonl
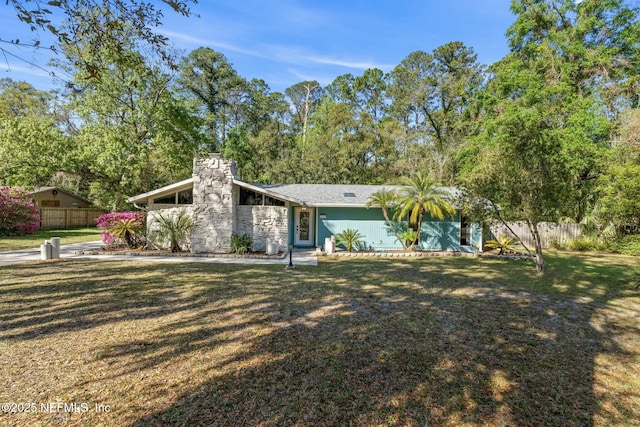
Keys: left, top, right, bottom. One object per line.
{"left": 158, "top": 29, "right": 265, "bottom": 58}
{"left": 286, "top": 68, "right": 333, "bottom": 86}
{"left": 304, "top": 55, "right": 394, "bottom": 71}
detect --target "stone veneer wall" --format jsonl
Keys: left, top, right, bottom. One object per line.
{"left": 236, "top": 205, "right": 288, "bottom": 252}
{"left": 191, "top": 155, "right": 238, "bottom": 253}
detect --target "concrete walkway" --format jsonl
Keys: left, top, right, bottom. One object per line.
{"left": 0, "top": 242, "right": 318, "bottom": 267}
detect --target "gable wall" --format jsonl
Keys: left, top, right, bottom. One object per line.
{"left": 33, "top": 189, "right": 91, "bottom": 208}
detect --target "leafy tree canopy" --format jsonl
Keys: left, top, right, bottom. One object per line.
{"left": 4, "top": 0, "right": 198, "bottom": 81}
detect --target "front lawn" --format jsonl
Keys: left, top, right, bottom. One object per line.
{"left": 0, "top": 227, "right": 103, "bottom": 252}
{"left": 0, "top": 252, "right": 638, "bottom": 426}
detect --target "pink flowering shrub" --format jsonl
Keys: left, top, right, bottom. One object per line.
{"left": 0, "top": 187, "right": 40, "bottom": 236}
{"left": 96, "top": 211, "right": 146, "bottom": 247}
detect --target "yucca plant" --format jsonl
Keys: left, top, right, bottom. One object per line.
{"left": 485, "top": 235, "right": 517, "bottom": 255}
{"left": 152, "top": 209, "right": 194, "bottom": 252}
{"left": 336, "top": 229, "right": 365, "bottom": 252}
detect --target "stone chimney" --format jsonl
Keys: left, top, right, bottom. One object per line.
{"left": 191, "top": 154, "right": 239, "bottom": 253}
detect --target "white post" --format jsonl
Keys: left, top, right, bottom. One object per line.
{"left": 40, "top": 241, "right": 52, "bottom": 260}
{"left": 50, "top": 237, "right": 60, "bottom": 259}
{"left": 325, "top": 237, "right": 335, "bottom": 254}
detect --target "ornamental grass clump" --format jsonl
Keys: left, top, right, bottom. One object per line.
{"left": 96, "top": 211, "right": 146, "bottom": 248}
{"left": 0, "top": 187, "right": 39, "bottom": 237}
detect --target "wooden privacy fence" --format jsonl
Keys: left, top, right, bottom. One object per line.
{"left": 39, "top": 208, "right": 105, "bottom": 229}
{"left": 488, "top": 221, "right": 582, "bottom": 248}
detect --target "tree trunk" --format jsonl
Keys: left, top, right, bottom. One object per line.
{"left": 382, "top": 208, "right": 407, "bottom": 249}
{"left": 527, "top": 220, "right": 546, "bottom": 275}
{"left": 491, "top": 203, "right": 534, "bottom": 257}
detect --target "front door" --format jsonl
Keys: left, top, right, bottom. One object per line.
{"left": 294, "top": 207, "right": 314, "bottom": 246}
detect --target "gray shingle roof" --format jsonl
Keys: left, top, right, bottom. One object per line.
{"left": 251, "top": 183, "right": 397, "bottom": 206}
{"left": 127, "top": 178, "right": 461, "bottom": 207}
{"left": 250, "top": 183, "right": 461, "bottom": 207}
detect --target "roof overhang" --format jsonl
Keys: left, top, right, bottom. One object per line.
{"left": 233, "top": 180, "right": 308, "bottom": 205}
{"left": 126, "top": 178, "right": 193, "bottom": 204}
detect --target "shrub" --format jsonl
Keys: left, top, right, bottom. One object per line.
{"left": 96, "top": 211, "right": 146, "bottom": 248}
{"left": 565, "top": 237, "right": 604, "bottom": 252}
{"left": 336, "top": 229, "right": 365, "bottom": 252}
{"left": 150, "top": 209, "right": 193, "bottom": 253}
{"left": 0, "top": 187, "right": 39, "bottom": 236}
{"left": 230, "top": 233, "right": 252, "bottom": 254}
{"left": 550, "top": 238, "right": 566, "bottom": 250}
{"left": 605, "top": 234, "right": 640, "bottom": 256}
{"left": 398, "top": 229, "right": 419, "bottom": 251}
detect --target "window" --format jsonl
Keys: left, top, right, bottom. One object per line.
{"left": 178, "top": 189, "right": 193, "bottom": 204}
{"left": 239, "top": 187, "right": 285, "bottom": 206}
{"left": 41, "top": 200, "right": 60, "bottom": 207}
{"left": 153, "top": 194, "right": 176, "bottom": 204}
{"left": 460, "top": 215, "right": 471, "bottom": 246}
{"left": 264, "top": 195, "right": 285, "bottom": 206}
{"left": 239, "top": 188, "right": 263, "bottom": 205}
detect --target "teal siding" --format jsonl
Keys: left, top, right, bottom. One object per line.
{"left": 318, "top": 207, "right": 400, "bottom": 250}
{"left": 316, "top": 207, "right": 481, "bottom": 252}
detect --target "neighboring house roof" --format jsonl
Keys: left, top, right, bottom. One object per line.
{"left": 1, "top": 186, "right": 92, "bottom": 205}
{"left": 127, "top": 178, "right": 461, "bottom": 208}
{"left": 29, "top": 187, "right": 93, "bottom": 205}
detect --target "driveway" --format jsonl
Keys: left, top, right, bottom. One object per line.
{"left": 0, "top": 242, "right": 318, "bottom": 267}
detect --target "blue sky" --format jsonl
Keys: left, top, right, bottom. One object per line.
{"left": 0, "top": 0, "right": 515, "bottom": 93}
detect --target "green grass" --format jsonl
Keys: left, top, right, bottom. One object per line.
{"left": 0, "top": 252, "right": 639, "bottom": 426}
{"left": 0, "top": 227, "right": 102, "bottom": 251}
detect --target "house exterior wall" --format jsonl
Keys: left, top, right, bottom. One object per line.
{"left": 317, "top": 207, "right": 398, "bottom": 250}
{"left": 236, "top": 205, "right": 288, "bottom": 252}
{"left": 191, "top": 155, "right": 238, "bottom": 253}
{"left": 147, "top": 206, "right": 195, "bottom": 251}
{"left": 317, "top": 207, "right": 481, "bottom": 252}
{"left": 420, "top": 211, "right": 480, "bottom": 252}
{"left": 33, "top": 189, "right": 91, "bottom": 208}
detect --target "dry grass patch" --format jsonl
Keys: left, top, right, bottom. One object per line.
{"left": 0, "top": 252, "right": 639, "bottom": 426}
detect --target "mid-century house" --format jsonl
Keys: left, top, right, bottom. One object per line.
{"left": 127, "top": 154, "right": 483, "bottom": 253}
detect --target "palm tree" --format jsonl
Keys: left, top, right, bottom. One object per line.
{"left": 395, "top": 172, "right": 456, "bottom": 248}
{"left": 366, "top": 188, "right": 407, "bottom": 250}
